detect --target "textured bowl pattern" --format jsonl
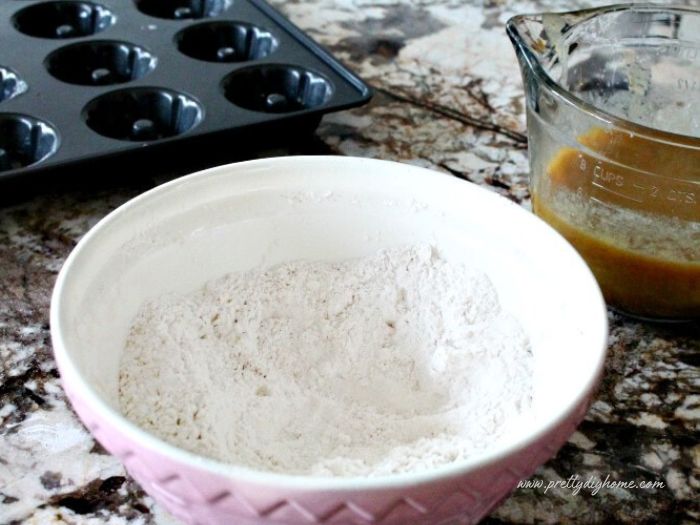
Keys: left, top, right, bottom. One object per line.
{"left": 61, "top": 374, "right": 592, "bottom": 525}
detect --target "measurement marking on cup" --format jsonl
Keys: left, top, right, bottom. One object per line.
{"left": 589, "top": 164, "right": 698, "bottom": 206}
{"left": 590, "top": 165, "right": 644, "bottom": 203}
{"left": 657, "top": 44, "right": 700, "bottom": 61}
{"left": 593, "top": 165, "right": 624, "bottom": 187}
{"left": 633, "top": 183, "right": 660, "bottom": 198}
{"left": 632, "top": 183, "right": 697, "bottom": 205}
{"left": 676, "top": 78, "right": 700, "bottom": 92}
{"left": 668, "top": 189, "right": 697, "bottom": 204}
{"left": 592, "top": 180, "right": 644, "bottom": 203}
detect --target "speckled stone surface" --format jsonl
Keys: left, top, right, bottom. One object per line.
{"left": 1, "top": 1, "right": 699, "bottom": 524}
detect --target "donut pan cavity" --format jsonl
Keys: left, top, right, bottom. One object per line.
{"left": 0, "top": 0, "right": 371, "bottom": 181}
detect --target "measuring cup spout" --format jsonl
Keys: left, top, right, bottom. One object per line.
{"left": 506, "top": 8, "right": 597, "bottom": 108}
{"left": 506, "top": 14, "right": 543, "bottom": 71}
{"left": 506, "top": 14, "right": 550, "bottom": 109}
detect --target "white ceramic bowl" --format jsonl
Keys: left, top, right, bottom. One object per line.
{"left": 51, "top": 156, "right": 608, "bottom": 525}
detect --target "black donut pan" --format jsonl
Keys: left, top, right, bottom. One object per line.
{"left": 0, "top": 0, "right": 372, "bottom": 183}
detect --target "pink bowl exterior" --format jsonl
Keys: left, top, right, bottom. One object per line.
{"left": 60, "top": 372, "right": 595, "bottom": 525}
{"left": 50, "top": 158, "right": 608, "bottom": 525}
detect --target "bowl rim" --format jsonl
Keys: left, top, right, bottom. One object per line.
{"left": 50, "top": 155, "right": 609, "bottom": 491}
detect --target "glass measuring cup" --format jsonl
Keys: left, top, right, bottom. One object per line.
{"left": 507, "top": 4, "right": 700, "bottom": 320}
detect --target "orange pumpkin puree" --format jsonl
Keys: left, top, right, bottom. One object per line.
{"left": 533, "top": 128, "right": 699, "bottom": 319}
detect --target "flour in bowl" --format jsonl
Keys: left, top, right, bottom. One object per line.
{"left": 119, "top": 244, "right": 533, "bottom": 477}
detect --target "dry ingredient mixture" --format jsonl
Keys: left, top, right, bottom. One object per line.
{"left": 119, "top": 245, "right": 533, "bottom": 477}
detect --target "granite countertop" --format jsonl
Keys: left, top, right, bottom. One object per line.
{"left": 1, "top": 1, "right": 699, "bottom": 524}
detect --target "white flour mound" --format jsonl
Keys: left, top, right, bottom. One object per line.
{"left": 119, "top": 245, "right": 533, "bottom": 477}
